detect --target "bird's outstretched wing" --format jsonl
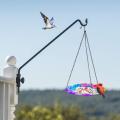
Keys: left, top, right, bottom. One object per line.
{"left": 40, "top": 12, "right": 49, "bottom": 25}
{"left": 50, "top": 17, "right": 54, "bottom": 25}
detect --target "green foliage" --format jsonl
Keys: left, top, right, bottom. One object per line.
{"left": 15, "top": 104, "right": 120, "bottom": 120}
{"left": 107, "top": 114, "right": 120, "bottom": 120}
{"left": 15, "top": 104, "right": 87, "bottom": 120}
{"left": 19, "top": 89, "right": 120, "bottom": 118}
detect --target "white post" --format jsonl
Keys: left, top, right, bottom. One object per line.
{"left": 0, "top": 56, "right": 18, "bottom": 120}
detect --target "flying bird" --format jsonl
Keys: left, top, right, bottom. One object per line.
{"left": 40, "top": 12, "right": 55, "bottom": 29}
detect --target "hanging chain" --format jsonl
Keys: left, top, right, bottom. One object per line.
{"left": 84, "top": 31, "right": 92, "bottom": 85}
{"left": 66, "top": 31, "right": 86, "bottom": 88}
{"left": 66, "top": 28, "right": 99, "bottom": 88}
{"left": 85, "top": 32, "right": 99, "bottom": 84}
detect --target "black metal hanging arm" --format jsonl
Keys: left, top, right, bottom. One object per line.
{"left": 16, "top": 19, "right": 88, "bottom": 93}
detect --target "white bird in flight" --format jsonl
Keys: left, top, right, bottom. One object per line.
{"left": 40, "top": 12, "right": 55, "bottom": 30}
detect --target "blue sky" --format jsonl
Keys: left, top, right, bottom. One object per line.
{"left": 0, "top": 0, "right": 120, "bottom": 90}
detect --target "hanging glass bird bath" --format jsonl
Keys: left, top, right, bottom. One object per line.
{"left": 65, "top": 83, "right": 99, "bottom": 96}
{"left": 64, "top": 26, "right": 105, "bottom": 97}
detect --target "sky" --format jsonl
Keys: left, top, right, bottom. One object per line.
{"left": 0, "top": 0, "right": 120, "bottom": 90}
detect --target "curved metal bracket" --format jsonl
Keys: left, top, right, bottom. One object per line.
{"left": 16, "top": 19, "right": 88, "bottom": 93}
{"left": 78, "top": 18, "right": 88, "bottom": 27}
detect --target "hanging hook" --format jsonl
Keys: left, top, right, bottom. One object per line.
{"left": 78, "top": 18, "right": 88, "bottom": 26}
{"left": 78, "top": 18, "right": 88, "bottom": 29}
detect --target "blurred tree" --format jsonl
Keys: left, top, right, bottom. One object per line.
{"left": 15, "top": 104, "right": 88, "bottom": 120}
{"left": 15, "top": 103, "right": 120, "bottom": 120}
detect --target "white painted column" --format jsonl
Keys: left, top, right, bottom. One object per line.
{"left": 0, "top": 56, "right": 18, "bottom": 120}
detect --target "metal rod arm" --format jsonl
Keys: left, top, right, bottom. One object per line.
{"left": 18, "top": 19, "right": 87, "bottom": 73}
{"left": 16, "top": 19, "right": 88, "bottom": 93}
{"left": 19, "top": 19, "right": 87, "bottom": 73}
